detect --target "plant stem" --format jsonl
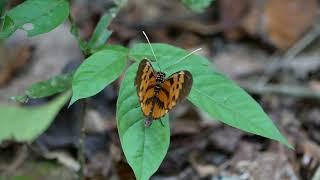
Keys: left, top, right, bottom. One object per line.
{"left": 68, "top": 11, "right": 88, "bottom": 180}
{"left": 78, "top": 99, "right": 87, "bottom": 180}
{"left": 68, "top": 1, "right": 126, "bottom": 178}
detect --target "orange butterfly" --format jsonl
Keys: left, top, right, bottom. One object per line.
{"left": 134, "top": 59, "right": 193, "bottom": 127}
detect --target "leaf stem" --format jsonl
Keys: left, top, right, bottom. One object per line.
{"left": 68, "top": 12, "right": 90, "bottom": 57}
{"left": 78, "top": 99, "right": 87, "bottom": 180}
{"left": 68, "top": 10, "right": 89, "bottom": 180}
{"left": 69, "top": 1, "right": 126, "bottom": 178}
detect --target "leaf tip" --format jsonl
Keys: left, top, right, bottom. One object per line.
{"left": 277, "top": 134, "right": 294, "bottom": 150}
{"left": 283, "top": 140, "right": 295, "bottom": 150}
{"left": 68, "top": 97, "right": 77, "bottom": 108}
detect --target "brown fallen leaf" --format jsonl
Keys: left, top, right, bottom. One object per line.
{"left": 0, "top": 44, "right": 31, "bottom": 86}
{"left": 218, "top": 0, "right": 249, "bottom": 40}
{"left": 243, "top": 0, "right": 318, "bottom": 50}
{"left": 219, "top": 0, "right": 318, "bottom": 50}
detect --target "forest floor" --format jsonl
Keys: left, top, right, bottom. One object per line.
{"left": 1, "top": 0, "right": 320, "bottom": 179}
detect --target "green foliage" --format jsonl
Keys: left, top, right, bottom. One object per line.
{"left": 116, "top": 43, "right": 292, "bottom": 179}
{"left": 87, "top": 14, "right": 113, "bottom": 52}
{"left": 0, "top": 1, "right": 292, "bottom": 179}
{"left": 70, "top": 2, "right": 120, "bottom": 55}
{"left": 27, "top": 73, "right": 73, "bottom": 99}
{"left": 9, "top": 95, "right": 29, "bottom": 103}
{"left": 0, "top": 0, "right": 7, "bottom": 16}
{"left": 0, "top": 92, "right": 70, "bottom": 143}
{"left": 10, "top": 73, "right": 72, "bottom": 103}
{"left": 0, "top": 161, "right": 77, "bottom": 179}
{"left": 117, "top": 63, "right": 170, "bottom": 180}
{"left": 69, "top": 47, "right": 128, "bottom": 106}
{"left": 0, "top": 0, "right": 69, "bottom": 38}
{"left": 129, "top": 43, "right": 291, "bottom": 147}
{"left": 182, "top": 0, "right": 215, "bottom": 12}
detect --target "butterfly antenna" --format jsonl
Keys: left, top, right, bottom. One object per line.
{"left": 142, "top": 31, "right": 162, "bottom": 71}
{"left": 175, "top": 48, "right": 202, "bottom": 65}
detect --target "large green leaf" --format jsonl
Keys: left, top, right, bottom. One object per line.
{"left": 116, "top": 63, "right": 170, "bottom": 180}
{"left": 0, "top": 92, "right": 70, "bottom": 143}
{"left": 0, "top": 0, "right": 69, "bottom": 38}
{"left": 70, "top": 48, "right": 128, "bottom": 106}
{"left": 182, "top": 0, "right": 215, "bottom": 12}
{"left": 129, "top": 43, "right": 292, "bottom": 148}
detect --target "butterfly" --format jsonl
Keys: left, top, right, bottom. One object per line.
{"left": 134, "top": 59, "right": 193, "bottom": 127}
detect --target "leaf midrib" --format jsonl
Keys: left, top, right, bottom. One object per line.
{"left": 121, "top": 119, "right": 146, "bottom": 180}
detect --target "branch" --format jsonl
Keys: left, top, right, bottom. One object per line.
{"left": 78, "top": 99, "right": 87, "bottom": 180}
{"left": 258, "top": 21, "right": 320, "bottom": 85}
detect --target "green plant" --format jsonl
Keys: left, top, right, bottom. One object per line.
{"left": 0, "top": 0, "right": 292, "bottom": 180}
{"left": 182, "top": 0, "right": 215, "bottom": 12}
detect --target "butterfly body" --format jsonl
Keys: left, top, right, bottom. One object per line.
{"left": 154, "top": 72, "right": 166, "bottom": 94}
{"left": 135, "top": 59, "right": 193, "bottom": 127}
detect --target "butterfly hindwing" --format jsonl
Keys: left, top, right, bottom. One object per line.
{"left": 134, "top": 59, "right": 157, "bottom": 117}
{"left": 151, "top": 93, "right": 167, "bottom": 119}
{"left": 150, "top": 71, "right": 193, "bottom": 119}
{"left": 162, "top": 71, "right": 193, "bottom": 111}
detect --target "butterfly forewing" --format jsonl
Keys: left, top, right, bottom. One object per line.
{"left": 135, "top": 59, "right": 157, "bottom": 117}
{"left": 162, "top": 71, "right": 193, "bottom": 110}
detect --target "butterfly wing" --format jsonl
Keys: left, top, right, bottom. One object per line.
{"left": 152, "top": 71, "right": 193, "bottom": 119}
{"left": 135, "top": 59, "right": 157, "bottom": 117}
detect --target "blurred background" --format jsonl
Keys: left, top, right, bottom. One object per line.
{"left": 1, "top": 0, "right": 320, "bottom": 179}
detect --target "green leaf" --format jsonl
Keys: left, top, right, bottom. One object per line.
{"left": 10, "top": 73, "right": 72, "bottom": 102}
{"left": 70, "top": 48, "right": 128, "bottom": 106}
{"left": 116, "top": 63, "right": 170, "bottom": 180}
{"left": 0, "top": 92, "right": 70, "bottom": 143}
{"left": 87, "top": 14, "right": 113, "bottom": 52}
{"left": 0, "top": 0, "right": 8, "bottom": 16}
{"left": 129, "top": 43, "right": 292, "bottom": 148}
{"left": 182, "top": 0, "right": 214, "bottom": 12}
{"left": 0, "top": 0, "right": 69, "bottom": 38}
{"left": 91, "top": 44, "right": 129, "bottom": 54}
{"left": 9, "top": 95, "right": 29, "bottom": 103}
{"left": 0, "top": 15, "right": 13, "bottom": 37}
{"left": 113, "top": 0, "right": 128, "bottom": 7}
{"left": 26, "top": 73, "right": 73, "bottom": 99}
